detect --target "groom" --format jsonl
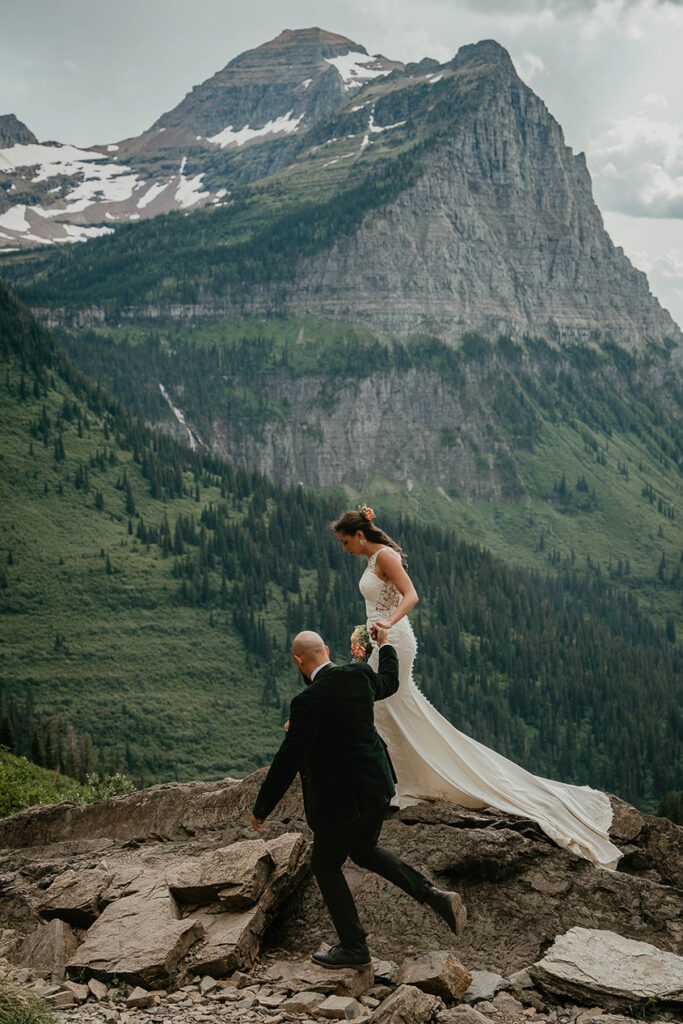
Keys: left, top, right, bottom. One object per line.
{"left": 251, "top": 627, "right": 466, "bottom": 969}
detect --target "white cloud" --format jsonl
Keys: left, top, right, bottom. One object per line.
{"left": 590, "top": 114, "right": 683, "bottom": 217}
{"left": 63, "top": 58, "right": 82, "bottom": 73}
{"left": 513, "top": 51, "right": 547, "bottom": 82}
{"left": 641, "top": 92, "right": 668, "bottom": 109}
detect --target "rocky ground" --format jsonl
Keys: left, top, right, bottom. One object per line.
{"left": 1, "top": 772, "right": 681, "bottom": 1024}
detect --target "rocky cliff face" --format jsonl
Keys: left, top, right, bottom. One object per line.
{"left": 0, "top": 114, "right": 37, "bottom": 147}
{"left": 152, "top": 41, "right": 675, "bottom": 349}
{"left": 207, "top": 365, "right": 517, "bottom": 495}
{"left": 280, "top": 44, "right": 676, "bottom": 347}
{"left": 152, "top": 28, "right": 402, "bottom": 140}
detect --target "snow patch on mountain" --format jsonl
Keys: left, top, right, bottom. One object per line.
{"left": 175, "top": 157, "right": 209, "bottom": 209}
{"left": 208, "top": 111, "right": 304, "bottom": 149}
{"left": 324, "top": 51, "right": 393, "bottom": 89}
{"left": 0, "top": 206, "right": 31, "bottom": 232}
{"left": 138, "top": 181, "right": 170, "bottom": 209}
{"left": 58, "top": 224, "right": 114, "bottom": 243}
{"left": 0, "top": 142, "right": 102, "bottom": 177}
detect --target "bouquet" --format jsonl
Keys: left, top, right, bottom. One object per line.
{"left": 350, "top": 623, "right": 373, "bottom": 662}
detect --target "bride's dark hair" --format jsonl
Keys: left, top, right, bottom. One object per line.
{"left": 331, "top": 510, "right": 407, "bottom": 568}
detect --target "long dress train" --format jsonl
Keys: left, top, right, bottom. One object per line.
{"left": 363, "top": 549, "right": 622, "bottom": 870}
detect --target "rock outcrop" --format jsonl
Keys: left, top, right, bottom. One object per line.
{"left": 1, "top": 772, "right": 681, "bottom": 981}
{"left": 0, "top": 114, "right": 37, "bottom": 148}
{"left": 1, "top": 773, "right": 681, "bottom": 1022}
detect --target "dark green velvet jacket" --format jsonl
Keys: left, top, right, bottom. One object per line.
{"left": 252, "top": 645, "right": 399, "bottom": 832}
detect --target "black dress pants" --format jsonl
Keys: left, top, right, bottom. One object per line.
{"left": 310, "top": 802, "right": 430, "bottom": 948}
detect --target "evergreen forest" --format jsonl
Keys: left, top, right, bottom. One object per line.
{"left": 1, "top": 280, "right": 681, "bottom": 812}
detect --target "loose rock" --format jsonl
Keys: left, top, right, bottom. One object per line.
{"left": 318, "top": 994, "right": 364, "bottom": 1019}
{"left": 367, "top": 983, "right": 443, "bottom": 1024}
{"left": 438, "top": 1006, "right": 493, "bottom": 1024}
{"left": 88, "top": 977, "right": 109, "bottom": 1000}
{"left": 396, "top": 950, "right": 472, "bottom": 1001}
{"left": 462, "top": 970, "right": 508, "bottom": 1004}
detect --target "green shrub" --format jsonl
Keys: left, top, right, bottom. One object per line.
{"left": 0, "top": 974, "right": 54, "bottom": 1024}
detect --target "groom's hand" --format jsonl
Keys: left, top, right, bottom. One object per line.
{"left": 371, "top": 623, "right": 389, "bottom": 646}
{"left": 251, "top": 813, "right": 266, "bottom": 834}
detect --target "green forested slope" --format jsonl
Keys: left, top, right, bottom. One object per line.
{"left": 54, "top": 319, "right": 682, "bottom": 628}
{"left": 1, "top": 282, "right": 680, "bottom": 809}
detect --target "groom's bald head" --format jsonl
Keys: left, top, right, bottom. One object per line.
{"left": 292, "top": 630, "right": 330, "bottom": 681}
{"left": 292, "top": 630, "right": 326, "bottom": 659}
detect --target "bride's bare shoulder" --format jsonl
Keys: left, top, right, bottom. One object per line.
{"left": 374, "top": 546, "right": 401, "bottom": 578}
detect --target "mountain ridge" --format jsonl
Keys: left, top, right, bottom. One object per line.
{"left": 4, "top": 37, "right": 679, "bottom": 350}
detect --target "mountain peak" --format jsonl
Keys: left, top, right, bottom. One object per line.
{"left": 255, "top": 27, "right": 366, "bottom": 56}
{"left": 451, "top": 39, "right": 517, "bottom": 76}
{"left": 0, "top": 114, "right": 38, "bottom": 148}
{"left": 150, "top": 26, "right": 401, "bottom": 143}
{"left": 227, "top": 26, "right": 368, "bottom": 70}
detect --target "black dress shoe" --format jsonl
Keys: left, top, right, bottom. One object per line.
{"left": 422, "top": 884, "right": 467, "bottom": 934}
{"left": 311, "top": 943, "right": 372, "bottom": 969}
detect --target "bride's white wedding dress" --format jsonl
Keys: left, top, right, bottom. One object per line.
{"left": 362, "top": 548, "right": 622, "bottom": 870}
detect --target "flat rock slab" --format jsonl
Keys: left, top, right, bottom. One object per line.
{"left": 259, "top": 958, "right": 374, "bottom": 998}
{"left": 396, "top": 950, "right": 472, "bottom": 1001}
{"left": 166, "top": 838, "right": 273, "bottom": 908}
{"left": 67, "top": 879, "right": 202, "bottom": 987}
{"left": 529, "top": 927, "right": 683, "bottom": 1011}
{"left": 463, "top": 969, "right": 508, "bottom": 1003}
{"left": 282, "top": 989, "right": 326, "bottom": 1012}
{"left": 437, "top": 1006, "right": 493, "bottom": 1024}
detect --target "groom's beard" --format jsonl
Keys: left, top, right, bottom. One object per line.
{"left": 297, "top": 667, "right": 313, "bottom": 687}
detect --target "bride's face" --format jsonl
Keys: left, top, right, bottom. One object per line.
{"left": 336, "top": 530, "right": 364, "bottom": 556}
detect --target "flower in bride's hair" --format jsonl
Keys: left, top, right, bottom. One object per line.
{"left": 358, "top": 504, "right": 374, "bottom": 522}
{"left": 350, "top": 623, "right": 372, "bottom": 662}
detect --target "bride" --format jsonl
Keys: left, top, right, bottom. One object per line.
{"left": 332, "top": 506, "right": 622, "bottom": 871}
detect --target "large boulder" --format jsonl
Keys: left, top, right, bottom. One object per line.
{"left": 66, "top": 877, "right": 202, "bottom": 987}
{"left": 40, "top": 867, "right": 113, "bottom": 926}
{"left": 15, "top": 919, "right": 78, "bottom": 982}
{"left": 529, "top": 927, "right": 683, "bottom": 1011}
{"left": 166, "top": 838, "right": 273, "bottom": 907}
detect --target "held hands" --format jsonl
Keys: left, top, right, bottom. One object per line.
{"left": 251, "top": 813, "right": 266, "bottom": 834}
{"left": 371, "top": 622, "right": 390, "bottom": 646}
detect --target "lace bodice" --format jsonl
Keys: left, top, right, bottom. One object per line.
{"left": 359, "top": 549, "right": 403, "bottom": 620}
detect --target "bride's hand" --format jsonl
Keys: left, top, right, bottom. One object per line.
{"left": 373, "top": 618, "right": 393, "bottom": 631}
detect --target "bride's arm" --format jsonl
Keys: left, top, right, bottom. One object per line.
{"left": 373, "top": 548, "right": 419, "bottom": 629}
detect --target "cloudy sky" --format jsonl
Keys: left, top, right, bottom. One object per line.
{"left": 2, "top": 0, "right": 683, "bottom": 327}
